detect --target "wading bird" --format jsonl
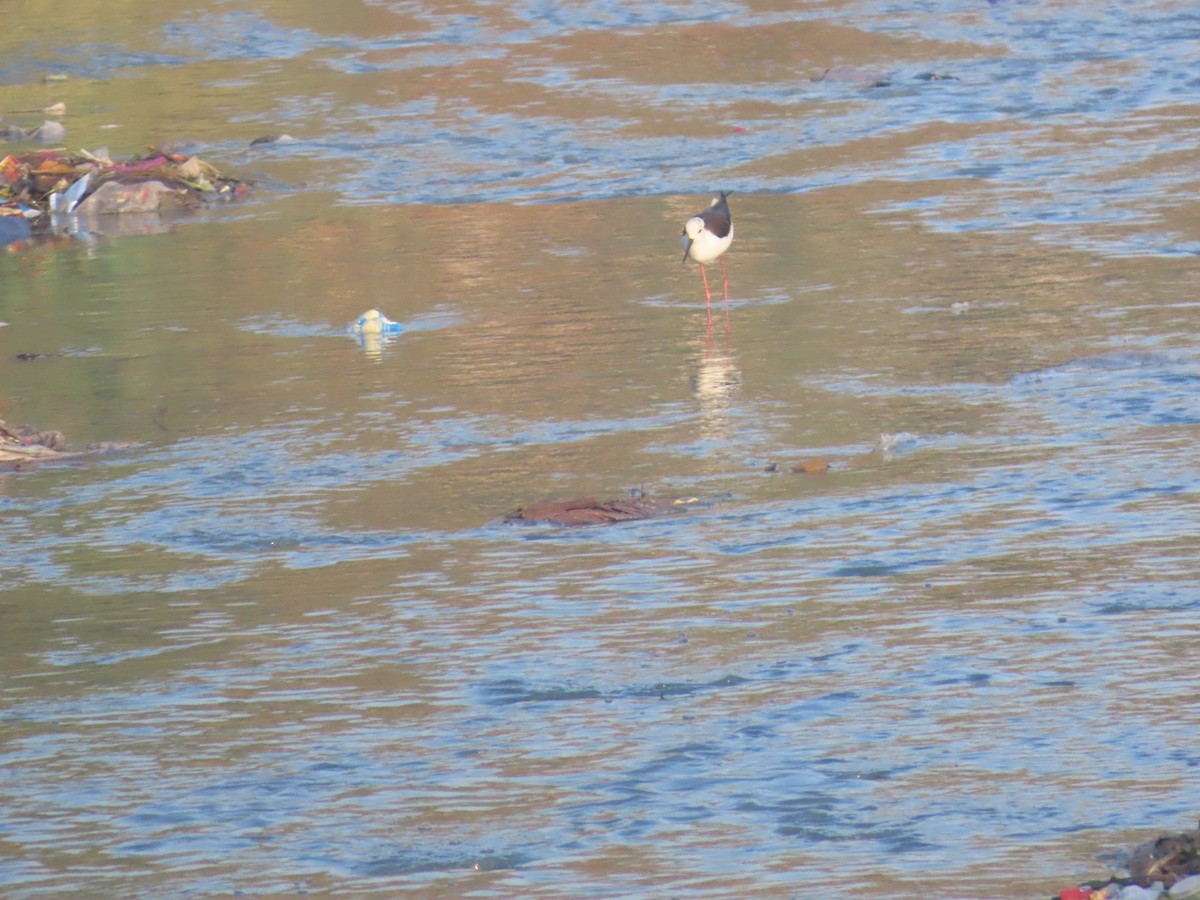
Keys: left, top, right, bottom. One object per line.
{"left": 681, "top": 191, "right": 734, "bottom": 331}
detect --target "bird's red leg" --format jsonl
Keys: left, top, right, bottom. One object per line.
{"left": 700, "top": 263, "right": 713, "bottom": 327}
{"left": 719, "top": 256, "right": 731, "bottom": 333}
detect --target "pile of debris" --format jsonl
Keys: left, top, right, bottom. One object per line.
{"left": 1058, "top": 827, "right": 1200, "bottom": 899}
{"left": 0, "top": 419, "right": 128, "bottom": 468}
{"left": 0, "top": 146, "right": 250, "bottom": 236}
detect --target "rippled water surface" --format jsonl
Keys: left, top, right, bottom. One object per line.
{"left": 2, "top": 2, "right": 1199, "bottom": 897}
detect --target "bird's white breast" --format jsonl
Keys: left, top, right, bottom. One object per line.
{"left": 683, "top": 219, "right": 734, "bottom": 264}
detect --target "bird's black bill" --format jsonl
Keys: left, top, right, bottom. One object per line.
{"left": 681, "top": 236, "right": 692, "bottom": 263}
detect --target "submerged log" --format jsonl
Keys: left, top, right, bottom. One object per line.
{"left": 505, "top": 495, "right": 701, "bottom": 526}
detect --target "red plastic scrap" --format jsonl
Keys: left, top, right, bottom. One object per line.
{"left": 0, "top": 155, "right": 21, "bottom": 182}
{"left": 109, "top": 156, "right": 169, "bottom": 173}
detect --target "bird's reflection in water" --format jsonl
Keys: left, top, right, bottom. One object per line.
{"left": 689, "top": 339, "right": 741, "bottom": 444}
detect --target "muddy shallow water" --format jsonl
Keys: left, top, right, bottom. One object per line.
{"left": 2, "top": 2, "right": 1199, "bottom": 897}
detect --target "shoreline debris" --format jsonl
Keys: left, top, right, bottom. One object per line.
{"left": 0, "top": 146, "right": 250, "bottom": 235}
{"left": 1056, "top": 826, "right": 1200, "bottom": 900}
{"left": 0, "top": 418, "right": 131, "bottom": 467}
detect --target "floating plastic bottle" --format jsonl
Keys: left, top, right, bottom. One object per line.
{"left": 346, "top": 309, "right": 405, "bottom": 359}
{"left": 347, "top": 309, "right": 405, "bottom": 336}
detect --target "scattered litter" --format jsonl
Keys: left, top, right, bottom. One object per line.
{"left": 78, "top": 147, "right": 114, "bottom": 166}
{"left": 763, "top": 452, "right": 850, "bottom": 474}
{"left": 73, "top": 180, "right": 183, "bottom": 216}
{"left": 791, "top": 458, "right": 831, "bottom": 474}
{"left": 875, "top": 432, "right": 920, "bottom": 458}
{"left": 1171, "top": 875, "right": 1200, "bottom": 899}
{"left": 2, "top": 119, "right": 66, "bottom": 143}
{"left": 0, "top": 214, "right": 32, "bottom": 246}
{"left": 1118, "top": 885, "right": 1166, "bottom": 900}
{"left": 47, "top": 170, "right": 90, "bottom": 215}
{"left": 1060, "top": 882, "right": 1164, "bottom": 899}
{"left": 29, "top": 120, "right": 66, "bottom": 143}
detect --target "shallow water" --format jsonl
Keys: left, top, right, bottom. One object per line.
{"left": 2, "top": 2, "right": 1199, "bottom": 897}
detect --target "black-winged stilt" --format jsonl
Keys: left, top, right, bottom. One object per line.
{"left": 681, "top": 191, "right": 734, "bottom": 331}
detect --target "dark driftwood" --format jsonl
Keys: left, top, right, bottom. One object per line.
{"left": 505, "top": 495, "right": 700, "bottom": 527}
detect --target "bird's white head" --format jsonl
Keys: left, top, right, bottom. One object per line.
{"left": 684, "top": 216, "right": 706, "bottom": 240}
